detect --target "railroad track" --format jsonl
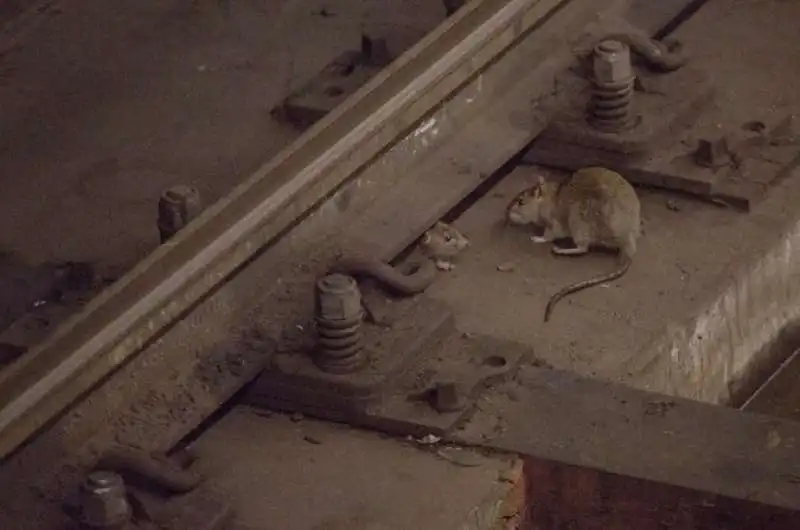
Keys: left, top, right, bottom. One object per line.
{"left": 2, "top": 0, "right": 800, "bottom": 528}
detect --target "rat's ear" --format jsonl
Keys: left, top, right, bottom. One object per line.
{"left": 421, "top": 232, "right": 432, "bottom": 244}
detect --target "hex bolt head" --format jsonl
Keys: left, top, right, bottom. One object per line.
{"left": 315, "top": 274, "right": 363, "bottom": 322}
{"left": 694, "top": 137, "right": 732, "bottom": 168}
{"left": 78, "top": 471, "right": 131, "bottom": 529}
{"left": 432, "top": 381, "right": 467, "bottom": 413}
{"left": 157, "top": 184, "right": 203, "bottom": 243}
{"left": 593, "top": 40, "right": 634, "bottom": 85}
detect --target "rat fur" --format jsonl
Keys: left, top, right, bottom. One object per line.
{"left": 506, "top": 167, "right": 641, "bottom": 322}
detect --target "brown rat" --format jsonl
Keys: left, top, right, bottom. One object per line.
{"left": 506, "top": 167, "right": 641, "bottom": 322}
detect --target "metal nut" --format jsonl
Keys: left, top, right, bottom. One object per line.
{"left": 432, "top": 381, "right": 467, "bottom": 413}
{"left": 157, "top": 184, "right": 203, "bottom": 243}
{"left": 315, "top": 274, "right": 362, "bottom": 322}
{"left": 593, "top": 40, "right": 634, "bottom": 85}
{"left": 78, "top": 471, "right": 131, "bottom": 529}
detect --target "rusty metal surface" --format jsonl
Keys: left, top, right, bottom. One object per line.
{"left": 0, "top": 0, "right": 576, "bottom": 459}
{"left": 521, "top": 457, "right": 800, "bottom": 529}
{"left": 523, "top": 9, "right": 800, "bottom": 211}
{"left": 273, "top": 32, "right": 426, "bottom": 131}
{"left": 247, "top": 295, "right": 528, "bottom": 438}
{"left": 454, "top": 364, "right": 800, "bottom": 511}
{"left": 527, "top": 104, "right": 800, "bottom": 210}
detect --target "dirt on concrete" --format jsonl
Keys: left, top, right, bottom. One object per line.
{"left": 191, "top": 408, "right": 520, "bottom": 530}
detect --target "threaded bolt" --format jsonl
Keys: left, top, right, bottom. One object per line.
{"left": 590, "top": 40, "right": 636, "bottom": 131}
{"left": 157, "top": 184, "right": 202, "bottom": 243}
{"left": 313, "top": 274, "right": 366, "bottom": 374}
{"left": 78, "top": 471, "right": 131, "bottom": 529}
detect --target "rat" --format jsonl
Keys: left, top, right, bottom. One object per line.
{"left": 505, "top": 167, "right": 641, "bottom": 322}
{"left": 418, "top": 221, "right": 470, "bottom": 271}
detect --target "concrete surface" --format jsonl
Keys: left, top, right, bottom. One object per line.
{"left": 192, "top": 407, "right": 520, "bottom": 530}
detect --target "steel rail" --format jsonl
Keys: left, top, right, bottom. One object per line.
{"left": 0, "top": 0, "right": 574, "bottom": 458}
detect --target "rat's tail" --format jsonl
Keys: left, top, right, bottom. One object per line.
{"left": 543, "top": 255, "right": 632, "bottom": 323}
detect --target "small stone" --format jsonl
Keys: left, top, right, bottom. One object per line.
{"left": 496, "top": 262, "right": 516, "bottom": 272}
{"left": 290, "top": 412, "right": 304, "bottom": 423}
{"left": 666, "top": 199, "right": 680, "bottom": 212}
{"left": 415, "top": 434, "right": 441, "bottom": 445}
{"left": 251, "top": 408, "right": 273, "bottom": 418}
{"left": 303, "top": 435, "right": 322, "bottom": 445}
{"left": 436, "top": 448, "right": 485, "bottom": 467}
{"left": 742, "top": 120, "right": 766, "bottom": 134}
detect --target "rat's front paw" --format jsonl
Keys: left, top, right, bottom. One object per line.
{"left": 435, "top": 260, "right": 455, "bottom": 271}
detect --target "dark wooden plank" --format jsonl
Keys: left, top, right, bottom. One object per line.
{"left": 455, "top": 365, "right": 800, "bottom": 512}
{"left": 522, "top": 458, "right": 800, "bottom": 529}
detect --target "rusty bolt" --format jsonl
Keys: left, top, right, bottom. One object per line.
{"left": 593, "top": 40, "right": 634, "bottom": 85}
{"left": 157, "top": 184, "right": 203, "bottom": 244}
{"left": 315, "top": 274, "right": 362, "bottom": 322}
{"left": 314, "top": 273, "right": 365, "bottom": 373}
{"left": 78, "top": 471, "right": 131, "bottom": 529}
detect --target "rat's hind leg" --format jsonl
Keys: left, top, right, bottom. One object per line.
{"left": 551, "top": 243, "right": 589, "bottom": 256}
{"left": 552, "top": 210, "right": 590, "bottom": 256}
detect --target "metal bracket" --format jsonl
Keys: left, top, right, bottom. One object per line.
{"left": 271, "top": 32, "right": 422, "bottom": 131}
{"left": 246, "top": 294, "right": 527, "bottom": 438}
{"left": 523, "top": 32, "right": 800, "bottom": 210}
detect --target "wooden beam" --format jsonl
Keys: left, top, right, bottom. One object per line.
{"left": 455, "top": 366, "right": 800, "bottom": 524}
